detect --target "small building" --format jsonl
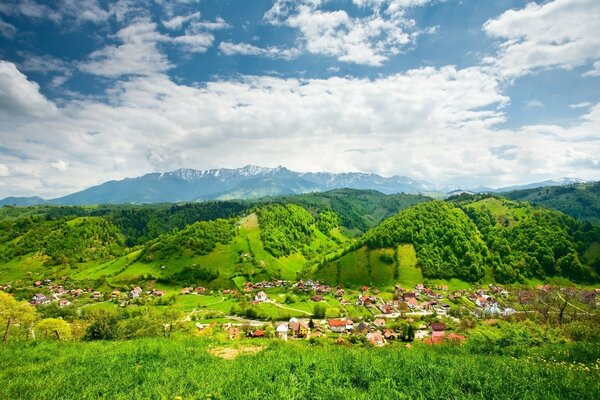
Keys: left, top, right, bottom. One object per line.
{"left": 254, "top": 291, "right": 268, "bottom": 302}
{"left": 276, "top": 323, "right": 289, "bottom": 340}
{"left": 129, "top": 286, "right": 143, "bottom": 299}
{"left": 373, "top": 318, "right": 386, "bottom": 328}
{"left": 59, "top": 299, "right": 71, "bottom": 307}
{"left": 366, "top": 331, "right": 386, "bottom": 347}
{"left": 31, "top": 294, "right": 50, "bottom": 305}
{"left": 328, "top": 318, "right": 353, "bottom": 333}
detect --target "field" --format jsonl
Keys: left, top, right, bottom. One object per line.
{"left": 0, "top": 339, "right": 598, "bottom": 399}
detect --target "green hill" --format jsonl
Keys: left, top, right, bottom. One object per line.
{"left": 0, "top": 191, "right": 598, "bottom": 289}
{"left": 503, "top": 182, "right": 600, "bottom": 224}
{"left": 313, "top": 198, "right": 599, "bottom": 286}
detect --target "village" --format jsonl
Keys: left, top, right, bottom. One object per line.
{"left": 4, "top": 276, "right": 597, "bottom": 347}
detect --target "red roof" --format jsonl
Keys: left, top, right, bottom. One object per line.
{"left": 431, "top": 323, "right": 446, "bottom": 331}
{"left": 328, "top": 319, "right": 348, "bottom": 327}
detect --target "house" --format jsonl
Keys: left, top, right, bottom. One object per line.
{"left": 383, "top": 329, "right": 398, "bottom": 341}
{"left": 430, "top": 323, "right": 446, "bottom": 332}
{"left": 407, "top": 298, "right": 419, "bottom": 309}
{"left": 111, "top": 290, "right": 121, "bottom": 298}
{"left": 290, "top": 321, "right": 310, "bottom": 338}
{"left": 92, "top": 291, "right": 102, "bottom": 300}
{"left": 251, "top": 330, "right": 265, "bottom": 338}
{"left": 355, "top": 322, "right": 370, "bottom": 334}
{"left": 151, "top": 289, "right": 165, "bottom": 297}
{"left": 335, "top": 289, "right": 345, "bottom": 298}
{"left": 366, "top": 331, "right": 386, "bottom": 347}
{"left": 328, "top": 318, "right": 353, "bottom": 333}
{"left": 129, "top": 286, "right": 143, "bottom": 299}
{"left": 254, "top": 291, "right": 268, "bottom": 302}
{"left": 276, "top": 323, "right": 288, "bottom": 340}
{"left": 34, "top": 281, "right": 43, "bottom": 287}
{"left": 31, "top": 294, "right": 50, "bottom": 305}
{"left": 181, "top": 287, "right": 192, "bottom": 295}
{"left": 358, "top": 295, "right": 375, "bottom": 306}
{"left": 437, "top": 285, "right": 448, "bottom": 291}
{"left": 311, "top": 295, "right": 323, "bottom": 302}
{"left": 194, "top": 286, "right": 206, "bottom": 294}
{"left": 361, "top": 286, "right": 370, "bottom": 292}
{"left": 415, "top": 284, "right": 425, "bottom": 291}
{"left": 59, "top": 299, "right": 71, "bottom": 307}
{"left": 373, "top": 318, "right": 386, "bottom": 328}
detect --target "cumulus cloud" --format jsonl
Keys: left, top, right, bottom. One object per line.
{"left": 483, "top": 0, "right": 600, "bottom": 77}
{"left": 0, "top": 61, "right": 56, "bottom": 117}
{"left": 263, "top": 0, "right": 435, "bottom": 66}
{"left": 219, "top": 42, "right": 300, "bottom": 60}
{"left": 78, "top": 17, "right": 222, "bottom": 77}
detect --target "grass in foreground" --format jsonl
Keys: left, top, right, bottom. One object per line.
{"left": 1, "top": 339, "right": 598, "bottom": 400}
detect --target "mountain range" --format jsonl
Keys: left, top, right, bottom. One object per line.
{"left": 0, "top": 165, "right": 590, "bottom": 206}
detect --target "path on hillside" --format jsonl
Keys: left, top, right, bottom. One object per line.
{"left": 267, "top": 300, "right": 312, "bottom": 315}
{"left": 185, "top": 297, "right": 226, "bottom": 320}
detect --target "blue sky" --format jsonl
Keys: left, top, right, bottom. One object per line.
{"left": 0, "top": 0, "right": 599, "bottom": 198}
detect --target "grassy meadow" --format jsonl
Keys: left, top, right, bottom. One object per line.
{"left": 1, "top": 338, "right": 598, "bottom": 400}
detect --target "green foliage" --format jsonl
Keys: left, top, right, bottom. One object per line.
{"left": 316, "top": 209, "right": 341, "bottom": 235}
{"left": 0, "top": 217, "right": 125, "bottom": 265}
{"left": 162, "top": 266, "right": 218, "bottom": 286}
{"left": 505, "top": 182, "right": 600, "bottom": 224}
{"left": 466, "top": 320, "right": 565, "bottom": 355}
{"left": 83, "top": 309, "right": 119, "bottom": 341}
{"left": 257, "top": 204, "right": 314, "bottom": 257}
{"left": 363, "top": 201, "right": 488, "bottom": 281}
{"left": 269, "top": 189, "right": 431, "bottom": 233}
{"left": 463, "top": 198, "right": 599, "bottom": 282}
{"left": 141, "top": 218, "right": 235, "bottom": 261}
{"left": 35, "top": 318, "right": 72, "bottom": 340}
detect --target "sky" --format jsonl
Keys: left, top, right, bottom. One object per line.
{"left": 0, "top": 0, "right": 599, "bottom": 198}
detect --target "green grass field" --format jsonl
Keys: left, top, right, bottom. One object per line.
{"left": 1, "top": 339, "right": 598, "bottom": 400}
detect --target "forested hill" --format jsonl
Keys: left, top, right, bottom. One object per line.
{"left": 0, "top": 190, "right": 598, "bottom": 289}
{"left": 316, "top": 198, "right": 600, "bottom": 285}
{"left": 502, "top": 181, "right": 600, "bottom": 224}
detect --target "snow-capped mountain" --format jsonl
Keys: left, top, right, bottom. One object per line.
{"left": 0, "top": 166, "right": 589, "bottom": 206}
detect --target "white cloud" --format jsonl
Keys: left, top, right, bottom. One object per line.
{"left": 264, "top": 0, "right": 434, "bottom": 66}
{"left": 79, "top": 20, "right": 172, "bottom": 77}
{"left": 79, "top": 17, "right": 221, "bottom": 77}
{"left": 219, "top": 42, "right": 300, "bottom": 60}
{"left": 570, "top": 102, "right": 592, "bottom": 109}
{"left": 525, "top": 100, "right": 543, "bottom": 108}
{"left": 1, "top": 61, "right": 599, "bottom": 198}
{"left": 0, "top": 17, "right": 16, "bottom": 39}
{"left": 162, "top": 12, "right": 201, "bottom": 30}
{"left": 0, "top": 61, "right": 56, "bottom": 117}
{"left": 0, "top": 163, "right": 8, "bottom": 177}
{"left": 51, "top": 160, "right": 69, "bottom": 171}
{"left": 583, "top": 61, "right": 600, "bottom": 77}
{"left": 0, "top": 0, "right": 110, "bottom": 25}
{"left": 483, "top": 0, "right": 600, "bottom": 77}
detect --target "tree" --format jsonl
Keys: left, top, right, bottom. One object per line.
{"left": 0, "top": 292, "right": 36, "bottom": 342}
{"left": 84, "top": 310, "right": 119, "bottom": 340}
{"left": 35, "top": 318, "right": 72, "bottom": 340}
{"left": 313, "top": 304, "right": 326, "bottom": 319}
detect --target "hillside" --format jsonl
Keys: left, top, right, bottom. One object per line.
{"left": 503, "top": 182, "right": 600, "bottom": 224}
{"left": 0, "top": 191, "right": 598, "bottom": 289}
{"left": 314, "top": 198, "right": 600, "bottom": 286}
